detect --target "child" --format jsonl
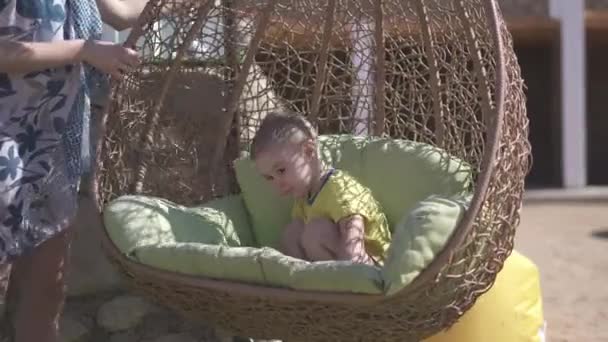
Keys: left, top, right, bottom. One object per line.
{"left": 251, "top": 112, "right": 391, "bottom": 265}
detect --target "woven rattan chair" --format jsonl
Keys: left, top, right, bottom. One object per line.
{"left": 89, "top": 0, "right": 531, "bottom": 340}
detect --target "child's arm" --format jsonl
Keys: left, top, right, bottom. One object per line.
{"left": 0, "top": 40, "right": 138, "bottom": 77}
{"left": 337, "top": 215, "right": 372, "bottom": 264}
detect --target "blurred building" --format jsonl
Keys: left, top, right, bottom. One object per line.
{"left": 500, "top": 0, "right": 607, "bottom": 189}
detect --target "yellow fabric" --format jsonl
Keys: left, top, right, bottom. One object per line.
{"left": 425, "top": 250, "right": 545, "bottom": 342}
{"left": 292, "top": 169, "right": 391, "bottom": 261}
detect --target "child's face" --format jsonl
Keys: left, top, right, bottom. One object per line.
{"left": 254, "top": 140, "right": 316, "bottom": 199}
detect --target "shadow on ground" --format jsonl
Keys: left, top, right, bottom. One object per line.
{"left": 591, "top": 228, "right": 608, "bottom": 240}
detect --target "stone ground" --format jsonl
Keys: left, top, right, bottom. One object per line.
{"left": 59, "top": 293, "right": 220, "bottom": 342}
{"left": 0, "top": 290, "right": 243, "bottom": 342}
{"left": 0, "top": 193, "right": 607, "bottom": 341}
{"left": 515, "top": 197, "right": 608, "bottom": 342}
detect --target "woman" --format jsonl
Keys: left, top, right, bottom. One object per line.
{"left": 0, "top": 0, "right": 149, "bottom": 341}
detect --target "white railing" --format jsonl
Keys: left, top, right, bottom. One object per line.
{"left": 550, "top": 0, "right": 587, "bottom": 188}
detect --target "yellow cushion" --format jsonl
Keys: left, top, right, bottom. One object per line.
{"left": 425, "top": 250, "right": 545, "bottom": 342}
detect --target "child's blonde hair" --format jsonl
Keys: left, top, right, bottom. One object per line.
{"left": 250, "top": 111, "right": 318, "bottom": 159}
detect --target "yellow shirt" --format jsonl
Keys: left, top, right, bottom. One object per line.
{"left": 292, "top": 169, "right": 392, "bottom": 262}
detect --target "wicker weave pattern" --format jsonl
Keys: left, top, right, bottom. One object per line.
{"left": 93, "top": 1, "right": 530, "bottom": 340}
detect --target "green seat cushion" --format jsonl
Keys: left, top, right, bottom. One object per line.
{"left": 136, "top": 244, "right": 383, "bottom": 293}
{"left": 104, "top": 194, "right": 383, "bottom": 294}
{"left": 257, "top": 248, "right": 383, "bottom": 293}
{"left": 382, "top": 193, "right": 472, "bottom": 295}
{"left": 103, "top": 192, "right": 469, "bottom": 294}
{"left": 103, "top": 134, "right": 472, "bottom": 294}
{"left": 135, "top": 244, "right": 268, "bottom": 284}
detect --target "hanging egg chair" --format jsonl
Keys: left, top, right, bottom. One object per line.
{"left": 90, "top": 0, "right": 531, "bottom": 341}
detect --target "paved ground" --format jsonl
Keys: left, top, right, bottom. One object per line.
{"left": 515, "top": 198, "right": 608, "bottom": 342}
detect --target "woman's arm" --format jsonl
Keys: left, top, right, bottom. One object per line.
{"left": 0, "top": 40, "right": 139, "bottom": 77}
{"left": 0, "top": 40, "right": 86, "bottom": 74}
{"left": 96, "top": 0, "right": 149, "bottom": 31}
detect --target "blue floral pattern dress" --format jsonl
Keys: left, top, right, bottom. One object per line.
{"left": 0, "top": 0, "right": 105, "bottom": 263}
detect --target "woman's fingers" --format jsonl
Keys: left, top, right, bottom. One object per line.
{"left": 123, "top": 48, "right": 140, "bottom": 67}
{"left": 110, "top": 62, "right": 123, "bottom": 78}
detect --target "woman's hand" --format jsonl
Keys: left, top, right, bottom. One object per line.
{"left": 81, "top": 40, "right": 140, "bottom": 78}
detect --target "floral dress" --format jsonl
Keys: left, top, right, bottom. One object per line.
{"left": 0, "top": 0, "right": 105, "bottom": 263}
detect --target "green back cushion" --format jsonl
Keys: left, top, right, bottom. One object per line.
{"left": 235, "top": 134, "right": 471, "bottom": 248}
{"left": 382, "top": 193, "right": 472, "bottom": 295}
{"left": 103, "top": 195, "right": 252, "bottom": 254}
{"left": 360, "top": 138, "right": 471, "bottom": 226}
{"left": 231, "top": 160, "right": 293, "bottom": 248}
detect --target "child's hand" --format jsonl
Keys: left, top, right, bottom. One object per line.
{"left": 81, "top": 40, "right": 139, "bottom": 78}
